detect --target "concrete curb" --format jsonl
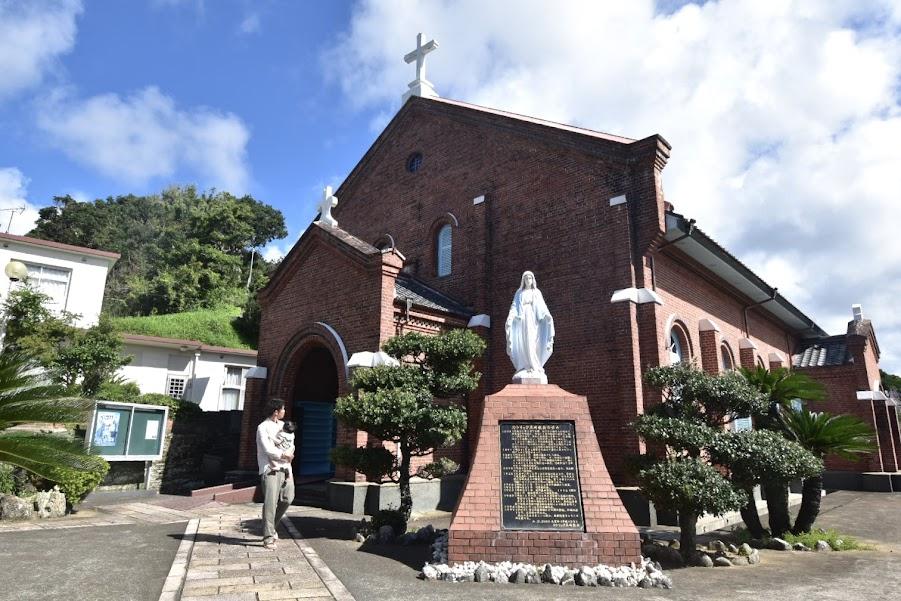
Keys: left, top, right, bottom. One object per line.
{"left": 281, "top": 516, "right": 355, "bottom": 601}
{"left": 158, "top": 517, "right": 199, "bottom": 601}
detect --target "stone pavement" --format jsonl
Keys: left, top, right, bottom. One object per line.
{"left": 163, "top": 513, "right": 355, "bottom": 601}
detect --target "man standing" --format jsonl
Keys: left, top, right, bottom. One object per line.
{"left": 256, "top": 397, "right": 295, "bottom": 549}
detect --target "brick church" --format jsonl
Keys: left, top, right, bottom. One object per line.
{"left": 238, "top": 44, "right": 901, "bottom": 502}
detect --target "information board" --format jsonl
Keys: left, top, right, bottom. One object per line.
{"left": 88, "top": 401, "right": 168, "bottom": 461}
{"left": 500, "top": 421, "right": 585, "bottom": 531}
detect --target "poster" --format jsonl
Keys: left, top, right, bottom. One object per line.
{"left": 145, "top": 419, "right": 160, "bottom": 440}
{"left": 93, "top": 411, "right": 120, "bottom": 447}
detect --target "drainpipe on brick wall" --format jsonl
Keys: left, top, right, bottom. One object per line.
{"left": 190, "top": 351, "right": 201, "bottom": 404}
{"left": 743, "top": 288, "right": 778, "bottom": 338}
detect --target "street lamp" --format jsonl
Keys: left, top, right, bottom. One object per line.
{"left": 4, "top": 260, "right": 27, "bottom": 282}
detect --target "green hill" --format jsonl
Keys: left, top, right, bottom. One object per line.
{"left": 111, "top": 305, "right": 255, "bottom": 350}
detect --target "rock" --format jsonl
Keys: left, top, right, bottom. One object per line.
{"left": 458, "top": 572, "right": 474, "bottom": 582}
{"left": 595, "top": 566, "right": 613, "bottom": 586}
{"left": 792, "top": 542, "right": 810, "bottom": 551}
{"left": 525, "top": 568, "right": 541, "bottom": 584}
{"left": 560, "top": 569, "right": 576, "bottom": 586}
{"left": 511, "top": 568, "right": 529, "bottom": 584}
{"left": 814, "top": 540, "right": 832, "bottom": 552}
{"left": 638, "top": 577, "right": 654, "bottom": 588}
{"left": 541, "top": 564, "right": 565, "bottom": 584}
{"left": 421, "top": 564, "right": 439, "bottom": 581}
{"left": 416, "top": 524, "right": 435, "bottom": 542}
{"left": 748, "top": 539, "right": 766, "bottom": 549}
{"left": 651, "top": 574, "right": 674, "bottom": 589}
{"left": 376, "top": 525, "right": 394, "bottom": 544}
{"left": 714, "top": 557, "right": 733, "bottom": 567}
{"left": 642, "top": 542, "right": 685, "bottom": 568}
{"left": 398, "top": 532, "right": 418, "bottom": 546}
{"left": 474, "top": 564, "right": 490, "bottom": 583}
{"left": 33, "top": 488, "right": 66, "bottom": 519}
{"left": 834, "top": 539, "right": 844, "bottom": 549}
{"left": 767, "top": 538, "right": 792, "bottom": 551}
{"left": 494, "top": 570, "right": 509, "bottom": 584}
{"left": 354, "top": 532, "right": 366, "bottom": 543}
{"left": 746, "top": 549, "right": 760, "bottom": 565}
{"left": 575, "top": 567, "right": 597, "bottom": 587}
{"left": 0, "top": 495, "right": 34, "bottom": 521}
{"left": 692, "top": 553, "right": 714, "bottom": 567}
{"left": 709, "top": 539, "right": 727, "bottom": 553}
{"left": 738, "top": 543, "right": 754, "bottom": 556}
{"left": 728, "top": 543, "right": 739, "bottom": 554}
{"left": 668, "top": 539, "right": 680, "bottom": 548}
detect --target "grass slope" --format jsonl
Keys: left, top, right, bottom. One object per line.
{"left": 111, "top": 306, "right": 255, "bottom": 350}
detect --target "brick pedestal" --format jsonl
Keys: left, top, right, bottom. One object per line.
{"left": 448, "top": 384, "right": 641, "bottom": 567}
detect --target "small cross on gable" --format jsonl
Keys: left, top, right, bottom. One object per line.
{"left": 316, "top": 185, "right": 338, "bottom": 228}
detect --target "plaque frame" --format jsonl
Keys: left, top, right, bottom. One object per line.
{"left": 498, "top": 420, "right": 586, "bottom": 531}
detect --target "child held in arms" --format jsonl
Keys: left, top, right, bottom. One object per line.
{"left": 270, "top": 421, "right": 296, "bottom": 481}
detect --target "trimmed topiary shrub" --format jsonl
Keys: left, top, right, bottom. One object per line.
{"left": 138, "top": 393, "right": 200, "bottom": 420}
{"left": 330, "top": 446, "right": 395, "bottom": 482}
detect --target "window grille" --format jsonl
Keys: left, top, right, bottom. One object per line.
{"left": 220, "top": 366, "right": 247, "bottom": 410}
{"left": 24, "top": 262, "right": 71, "bottom": 308}
{"left": 166, "top": 376, "right": 187, "bottom": 399}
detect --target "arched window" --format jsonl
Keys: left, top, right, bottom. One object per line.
{"left": 437, "top": 224, "right": 452, "bottom": 276}
{"left": 720, "top": 343, "right": 735, "bottom": 371}
{"left": 667, "top": 324, "right": 690, "bottom": 365}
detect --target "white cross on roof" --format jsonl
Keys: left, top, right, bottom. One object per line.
{"left": 402, "top": 33, "right": 439, "bottom": 103}
{"left": 315, "top": 186, "right": 338, "bottom": 228}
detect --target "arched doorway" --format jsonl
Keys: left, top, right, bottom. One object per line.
{"left": 293, "top": 346, "right": 339, "bottom": 479}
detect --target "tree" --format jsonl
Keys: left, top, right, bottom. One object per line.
{"left": 28, "top": 186, "right": 287, "bottom": 317}
{"left": 633, "top": 363, "right": 768, "bottom": 560}
{"left": 0, "top": 352, "right": 107, "bottom": 482}
{"left": 2, "top": 286, "right": 130, "bottom": 397}
{"left": 740, "top": 366, "right": 826, "bottom": 536}
{"left": 709, "top": 429, "right": 822, "bottom": 538}
{"left": 881, "top": 369, "right": 901, "bottom": 394}
{"left": 333, "top": 330, "right": 485, "bottom": 520}
{"left": 783, "top": 409, "right": 875, "bottom": 533}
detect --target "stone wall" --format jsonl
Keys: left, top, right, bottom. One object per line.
{"left": 148, "top": 410, "right": 242, "bottom": 493}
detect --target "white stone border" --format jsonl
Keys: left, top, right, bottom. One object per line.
{"left": 158, "top": 517, "right": 198, "bottom": 601}
{"left": 282, "top": 516, "right": 356, "bottom": 601}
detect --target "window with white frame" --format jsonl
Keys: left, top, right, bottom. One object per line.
{"left": 667, "top": 324, "right": 689, "bottom": 365}
{"left": 24, "top": 262, "right": 71, "bottom": 308}
{"left": 166, "top": 375, "right": 187, "bottom": 399}
{"left": 220, "top": 365, "right": 248, "bottom": 410}
{"left": 437, "top": 224, "right": 452, "bottom": 277}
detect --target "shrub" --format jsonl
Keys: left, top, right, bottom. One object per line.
{"left": 330, "top": 446, "right": 395, "bottom": 482}
{"left": 97, "top": 380, "right": 142, "bottom": 403}
{"left": 139, "top": 393, "right": 200, "bottom": 420}
{"left": 0, "top": 463, "right": 14, "bottom": 495}
{"left": 46, "top": 458, "right": 110, "bottom": 508}
{"left": 371, "top": 508, "right": 407, "bottom": 536}
{"left": 416, "top": 457, "right": 459, "bottom": 480}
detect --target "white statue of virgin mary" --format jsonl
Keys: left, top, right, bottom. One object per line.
{"left": 505, "top": 271, "right": 555, "bottom": 384}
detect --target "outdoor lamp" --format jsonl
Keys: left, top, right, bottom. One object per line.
{"left": 4, "top": 260, "right": 27, "bottom": 282}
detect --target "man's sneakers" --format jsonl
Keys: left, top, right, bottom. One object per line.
{"left": 263, "top": 536, "right": 277, "bottom": 550}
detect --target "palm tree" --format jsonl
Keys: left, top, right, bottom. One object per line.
{"left": 740, "top": 366, "right": 826, "bottom": 537}
{"left": 0, "top": 352, "right": 103, "bottom": 481}
{"left": 784, "top": 409, "right": 876, "bottom": 533}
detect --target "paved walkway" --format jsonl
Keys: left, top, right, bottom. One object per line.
{"left": 163, "top": 513, "right": 354, "bottom": 601}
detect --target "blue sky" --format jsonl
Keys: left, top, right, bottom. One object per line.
{"left": 0, "top": 0, "right": 375, "bottom": 246}
{"left": 2, "top": 0, "right": 901, "bottom": 372}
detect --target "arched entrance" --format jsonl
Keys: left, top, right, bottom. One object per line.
{"left": 292, "top": 346, "right": 339, "bottom": 479}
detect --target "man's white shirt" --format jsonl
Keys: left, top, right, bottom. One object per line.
{"left": 256, "top": 418, "right": 286, "bottom": 475}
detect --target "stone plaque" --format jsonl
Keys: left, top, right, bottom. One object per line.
{"left": 500, "top": 421, "right": 585, "bottom": 530}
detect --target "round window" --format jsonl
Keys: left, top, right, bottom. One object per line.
{"left": 406, "top": 152, "right": 423, "bottom": 173}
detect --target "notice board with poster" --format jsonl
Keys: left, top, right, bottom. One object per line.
{"left": 87, "top": 401, "right": 169, "bottom": 461}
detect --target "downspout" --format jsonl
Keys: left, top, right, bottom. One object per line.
{"left": 190, "top": 349, "right": 201, "bottom": 405}
{"left": 743, "top": 288, "right": 778, "bottom": 339}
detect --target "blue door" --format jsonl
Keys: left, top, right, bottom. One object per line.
{"left": 295, "top": 400, "right": 336, "bottom": 477}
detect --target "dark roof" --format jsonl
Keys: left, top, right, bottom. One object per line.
{"left": 395, "top": 274, "right": 472, "bottom": 317}
{"left": 322, "top": 223, "right": 380, "bottom": 255}
{"left": 665, "top": 211, "right": 828, "bottom": 338}
{"left": 792, "top": 337, "right": 851, "bottom": 368}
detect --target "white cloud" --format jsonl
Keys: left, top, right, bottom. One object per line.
{"left": 0, "top": 168, "right": 42, "bottom": 235}
{"left": 0, "top": 0, "right": 82, "bottom": 100}
{"left": 239, "top": 12, "right": 261, "bottom": 35}
{"left": 326, "top": 0, "right": 901, "bottom": 371}
{"left": 37, "top": 86, "right": 251, "bottom": 193}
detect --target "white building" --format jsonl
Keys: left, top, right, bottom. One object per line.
{"left": 0, "top": 232, "right": 119, "bottom": 328}
{"left": 119, "top": 334, "right": 258, "bottom": 412}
